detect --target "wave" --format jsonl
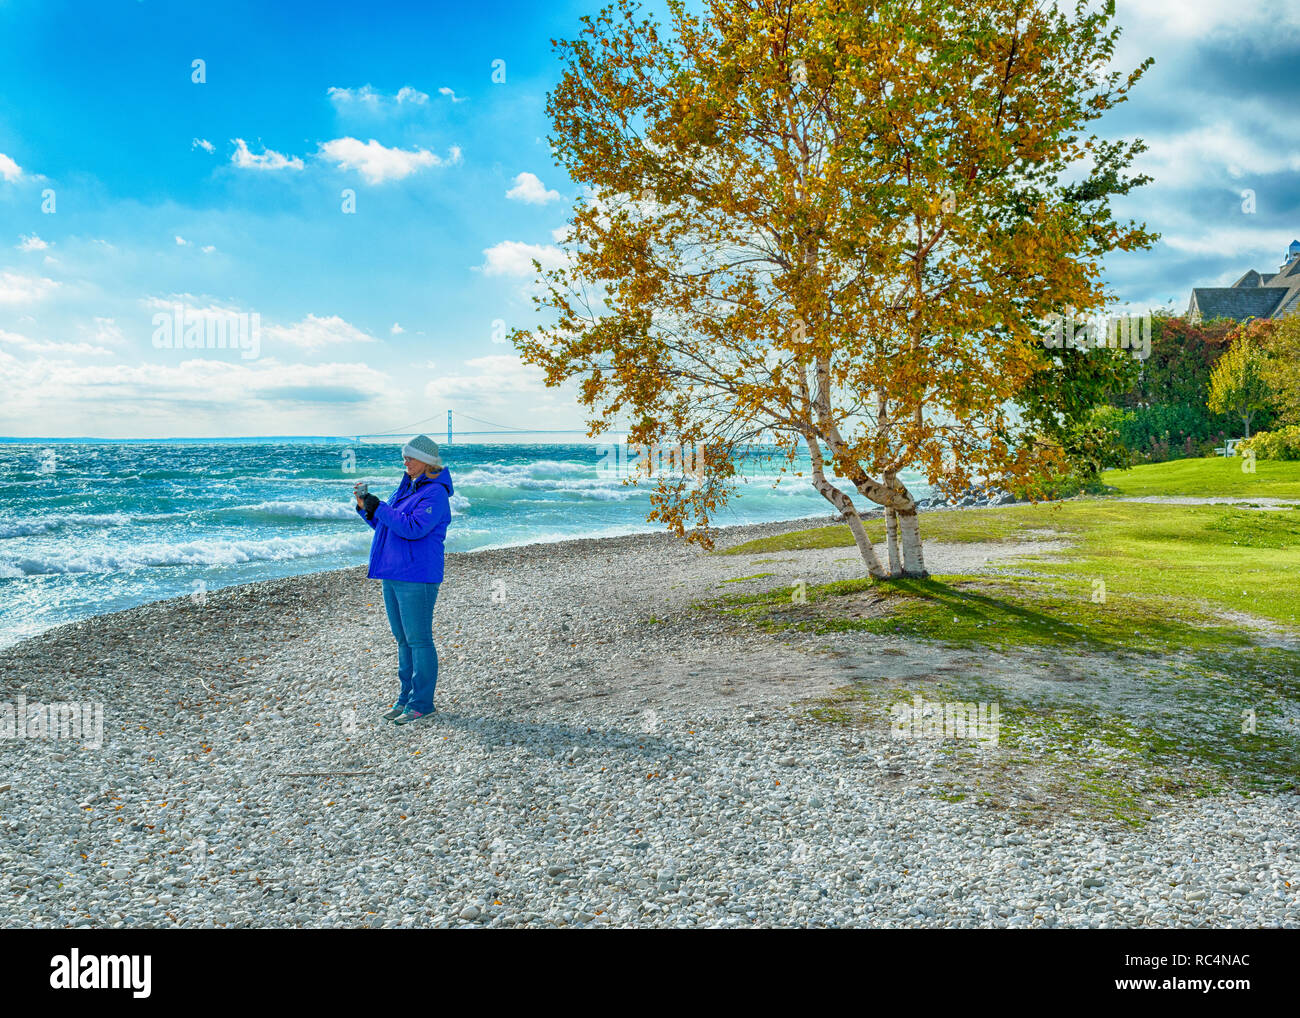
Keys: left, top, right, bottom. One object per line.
{"left": 511, "top": 458, "right": 593, "bottom": 476}
{"left": 453, "top": 460, "right": 595, "bottom": 487}
{"left": 233, "top": 500, "right": 359, "bottom": 521}
{"left": 236, "top": 495, "right": 472, "bottom": 519}
{"left": 0, "top": 532, "right": 370, "bottom": 577}
{"left": 0, "top": 512, "right": 135, "bottom": 538}
{"left": 0, "top": 520, "right": 59, "bottom": 538}
{"left": 456, "top": 472, "right": 649, "bottom": 498}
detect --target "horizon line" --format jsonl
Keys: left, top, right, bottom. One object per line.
{"left": 0, "top": 435, "right": 622, "bottom": 444}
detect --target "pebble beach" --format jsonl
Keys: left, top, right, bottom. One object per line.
{"left": 1, "top": 514, "right": 1296, "bottom": 929}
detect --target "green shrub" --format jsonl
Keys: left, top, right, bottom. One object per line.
{"left": 1240, "top": 425, "right": 1300, "bottom": 461}
{"left": 1009, "top": 407, "right": 1132, "bottom": 501}
{"left": 1106, "top": 403, "right": 1243, "bottom": 462}
{"left": 1074, "top": 405, "right": 1135, "bottom": 474}
{"left": 1090, "top": 404, "right": 1134, "bottom": 435}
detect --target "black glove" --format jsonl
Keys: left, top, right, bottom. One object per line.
{"left": 362, "top": 493, "right": 380, "bottom": 519}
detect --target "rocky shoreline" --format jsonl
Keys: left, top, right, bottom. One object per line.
{"left": 1, "top": 511, "right": 1295, "bottom": 928}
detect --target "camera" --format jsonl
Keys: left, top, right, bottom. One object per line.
{"left": 353, "top": 481, "right": 368, "bottom": 498}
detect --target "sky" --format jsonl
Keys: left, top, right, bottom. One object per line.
{"left": 0, "top": 0, "right": 1298, "bottom": 440}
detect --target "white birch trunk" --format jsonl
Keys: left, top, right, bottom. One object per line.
{"left": 844, "top": 508, "right": 888, "bottom": 580}
{"left": 884, "top": 505, "right": 902, "bottom": 577}
{"left": 897, "top": 509, "right": 928, "bottom": 578}
{"left": 803, "top": 433, "right": 888, "bottom": 579}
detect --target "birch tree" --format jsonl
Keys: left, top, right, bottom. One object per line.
{"left": 515, "top": 0, "right": 1155, "bottom": 577}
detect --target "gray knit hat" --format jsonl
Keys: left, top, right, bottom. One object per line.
{"left": 402, "top": 434, "right": 442, "bottom": 468}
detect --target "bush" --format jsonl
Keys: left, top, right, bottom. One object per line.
{"left": 1119, "top": 403, "right": 1214, "bottom": 451}
{"left": 1074, "top": 405, "right": 1135, "bottom": 474}
{"left": 1106, "top": 404, "right": 1246, "bottom": 462}
{"left": 1009, "top": 408, "right": 1132, "bottom": 502}
{"left": 1197, "top": 435, "right": 1228, "bottom": 458}
{"left": 1090, "top": 404, "right": 1134, "bottom": 434}
{"left": 1240, "top": 426, "right": 1300, "bottom": 461}
{"left": 1114, "top": 314, "right": 1236, "bottom": 411}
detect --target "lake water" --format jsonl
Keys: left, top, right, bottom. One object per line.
{"left": 0, "top": 439, "right": 929, "bottom": 648}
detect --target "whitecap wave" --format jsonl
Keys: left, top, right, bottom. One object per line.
{"left": 0, "top": 532, "right": 370, "bottom": 576}
{"left": 453, "top": 460, "right": 595, "bottom": 487}
{"left": 0, "top": 520, "right": 58, "bottom": 538}
{"left": 237, "top": 500, "right": 358, "bottom": 520}
{"left": 0, "top": 512, "right": 135, "bottom": 538}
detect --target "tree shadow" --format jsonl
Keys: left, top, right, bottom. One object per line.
{"left": 870, "top": 577, "right": 1129, "bottom": 653}
{"left": 424, "top": 711, "right": 684, "bottom": 760}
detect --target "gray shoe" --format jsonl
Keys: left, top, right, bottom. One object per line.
{"left": 382, "top": 703, "right": 407, "bottom": 721}
{"left": 392, "top": 708, "right": 435, "bottom": 726}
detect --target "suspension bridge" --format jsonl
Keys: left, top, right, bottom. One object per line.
{"left": 344, "top": 410, "right": 596, "bottom": 445}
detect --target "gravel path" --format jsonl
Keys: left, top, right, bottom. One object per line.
{"left": 2, "top": 513, "right": 1296, "bottom": 928}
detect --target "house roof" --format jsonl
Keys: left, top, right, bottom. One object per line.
{"left": 1188, "top": 287, "right": 1289, "bottom": 322}
{"left": 1188, "top": 240, "right": 1300, "bottom": 322}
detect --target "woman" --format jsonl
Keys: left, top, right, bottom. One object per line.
{"left": 355, "top": 434, "right": 453, "bottom": 725}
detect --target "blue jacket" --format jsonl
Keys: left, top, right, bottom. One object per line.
{"left": 356, "top": 469, "right": 453, "bottom": 583}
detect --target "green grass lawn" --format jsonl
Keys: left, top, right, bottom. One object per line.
{"left": 701, "top": 463, "right": 1300, "bottom": 820}
{"left": 1101, "top": 456, "right": 1300, "bottom": 498}
{"left": 721, "top": 500, "right": 1299, "bottom": 630}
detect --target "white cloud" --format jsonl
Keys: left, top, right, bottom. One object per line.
{"left": 230, "top": 138, "right": 305, "bottom": 172}
{"left": 328, "top": 85, "right": 375, "bottom": 107}
{"left": 317, "top": 137, "right": 460, "bottom": 184}
{"left": 0, "top": 347, "right": 393, "bottom": 428}
{"left": 0, "top": 328, "right": 112, "bottom": 357}
{"left": 479, "top": 240, "right": 569, "bottom": 276}
{"left": 1116, "top": 0, "right": 1300, "bottom": 41}
{"left": 390, "top": 322, "right": 404, "bottom": 335}
{"left": 396, "top": 86, "right": 428, "bottom": 105}
{"left": 1132, "top": 123, "right": 1300, "bottom": 189}
{"left": 424, "top": 354, "right": 550, "bottom": 401}
{"left": 550, "top": 225, "right": 573, "bottom": 244}
{"left": 1159, "top": 227, "right": 1297, "bottom": 260}
{"left": 262, "top": 313, "right": 377, "bottom": 351}
{"left": 88, "top": 317, "right": 126, "bottom": 347}
{"left": 146, "top": 295, "right": 353, "bottom": 347}
{"left": 439, "top": 87, "right": 467, "bottom": 103}
{"left": 328, "top": 85, "right": 430, "bottom": 109}
{"left": 17, "top": 234, "right": 48, "bottom": 251}
{"left": 142, "top": 294, "right": 240, "bottom": 316}
{"left": 0, "top": 153, "right": 22, "bottom": 182}
{"left": 175, "top": 235, "right": 189, "bottom": 246}
{"left": 192, "top": 138, "right": 215, "bottom": 153}
{"left": 506, "top": 171, "right": 562, "bottom": 205}
{"left": 1106, "top": 2, "right": 1300, "bottom": 90}
{"left": 202, "top": 245, "right": 216, "bottom": 254}
{"left": 0, "top": 271, "right": 58, "bottom": 304}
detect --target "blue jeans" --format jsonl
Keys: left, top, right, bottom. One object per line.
{"left": 381, "top": 579, "right": 440, "bottom": 714}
